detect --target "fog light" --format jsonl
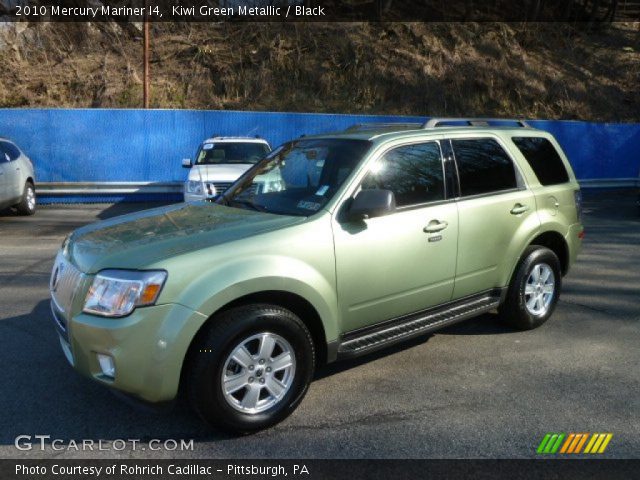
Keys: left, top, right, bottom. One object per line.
{"left": 97, "top": 354, "right": 116, "bottom": 378}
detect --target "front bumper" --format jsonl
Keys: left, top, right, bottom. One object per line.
{"left": 52, "top": 301, "right": 208, "bottom": 403}
{"left": 183, "top": 192, "right": 206, "bottom": 202}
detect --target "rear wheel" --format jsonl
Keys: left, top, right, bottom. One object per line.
{"left": 186, "top": 304, "right": 315, "bottom": 433}
{"left": 15, "top": 182, "right": 36, "bottom": 216}
{"left": 499, "top": 246, "right": 562, "bottom": 330}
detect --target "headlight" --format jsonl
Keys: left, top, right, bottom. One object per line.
{"left": 185, "top": 180, "right": 203, "bottom": 195}
{"left": 61, "top": 236, "right": 70, "bottom": 256}
{"left": 261, "top": 179, "right": 286, "bottom": 193}
{"left": 83, "top": 270, "right": 167, "bottom": 317}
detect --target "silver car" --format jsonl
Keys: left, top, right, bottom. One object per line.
{"left": 0, "top": 138, "right": 36, "bottom": 215}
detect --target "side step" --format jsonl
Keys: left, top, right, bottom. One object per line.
{"left": 337, "top": 290, "right": 503, "bottom": 359}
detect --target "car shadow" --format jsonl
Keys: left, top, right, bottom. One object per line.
{"left": 95, "top": 200, "right": 178, "bottom": 221}
{"left": 316, "top": 312, "right": 514, "bottom": 380}
{"left": 0, "top": 300, "right": 230, "bottom": 445}
{"left": 0, "top": 206, "right": 19, "bottom": 217}
{"left": 0, "top": 299, "right": 515, "bottom": 445}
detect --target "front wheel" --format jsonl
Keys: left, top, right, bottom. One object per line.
{"left": 186, "top": 304, "right": 315, "bottom": 433}
{"left": 15, "top": 181, "right": 36, "bottom": 216}
{"left": 499, "top": 246, "right": 562, "bottom": 330}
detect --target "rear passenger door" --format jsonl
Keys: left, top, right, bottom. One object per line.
{"left": 448, "top": 137, "right": 539, "bottom": 299}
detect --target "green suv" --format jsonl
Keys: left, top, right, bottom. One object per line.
{"left": 50, "top": 118, "right": 583, "bottom": 432}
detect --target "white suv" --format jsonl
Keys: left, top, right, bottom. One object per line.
{"left": 0, "top": 138, "right": 36, "bottom": 215}
{"left": 183, "top": 136, "right": 271, "bottom": 202}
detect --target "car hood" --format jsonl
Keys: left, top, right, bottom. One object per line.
{"left": 188, "top": 164, "right": 253, "bottom": 183}
{"left": 68, "top": 203, "right": 303, "bottom": 273}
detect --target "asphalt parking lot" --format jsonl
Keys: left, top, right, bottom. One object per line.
{"left": 0, "top": 191, "right": 638, "bottom": 459}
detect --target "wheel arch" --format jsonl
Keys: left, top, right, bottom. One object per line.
{"left": 179, "top": 290, "right": 329, "bottom": 397}
{"left": 529, "top": 230, "right": 570, "bottom": 276}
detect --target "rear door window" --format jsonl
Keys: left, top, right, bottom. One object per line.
{"left": 451, "top": 138, "right": 518, "bottom": 197}
{"left": 512, "top": 137, "right": 569, "bottom": 186}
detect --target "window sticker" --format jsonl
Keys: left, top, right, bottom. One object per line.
{"left": 315, "top": 185, "right": 330, "bottom": 196}
{"left": 297, "top": 201, "right": 322, "bottom": 211}
{"left": 202, "top": 143, "right": 214, "bottom": 150}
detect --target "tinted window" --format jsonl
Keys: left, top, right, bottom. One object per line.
{"left": 512, "top": 137, "right": 569, "bottom": 186}
{"left": 452, "top": 138, "right": 518, "bottom": 196}
{"left": 196, "top": 142, "right": 270, "bottom": 165}
{"left": 0, "top": 141, "right": 21, "bottom": 161}
{"left": 361, "top": 142, "right": 444, "bottom": 207}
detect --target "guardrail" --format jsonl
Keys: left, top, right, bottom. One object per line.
{"left": 36, "top": 182, "right": 184, "bottom": 196}
{"left": 36, "top": 178, "right": 638, "bottom": 201}
{"left": 578, "top": 178, "right": 639, "bottom": 189}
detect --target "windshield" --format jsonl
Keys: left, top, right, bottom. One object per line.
{"left": 218, "top": 138, "right": 371, "bottom": 216}
{"left": 195, "top": 142, "right": 270, "bottom": 165}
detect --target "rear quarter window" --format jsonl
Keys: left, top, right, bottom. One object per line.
{"left": 512, "top": 137, "right": 569, "bottom": 186}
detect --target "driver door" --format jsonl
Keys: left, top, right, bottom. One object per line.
{"left": 333, "top": 141, "right": 459, "bottom": 333}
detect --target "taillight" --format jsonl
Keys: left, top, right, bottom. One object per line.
{"left": 574, "top": 190, "right": 583, "bottom": 223}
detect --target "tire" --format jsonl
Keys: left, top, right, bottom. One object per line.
{"left": 15, "top": 182, "right": 36, "bottom": 216}
{"left": 499, "top": 246, "right": 562, "bottom": 331}
{"left": 186, "top": 304, "right": 315, "bottom": 433}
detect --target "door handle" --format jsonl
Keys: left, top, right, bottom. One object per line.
{"left": 510, "top": 204, "right": 529, "bottom": 215}
{"left": 424, "top": 220, "right": 449, "bottom": 233}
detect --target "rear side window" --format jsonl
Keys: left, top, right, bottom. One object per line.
{"left": 0, "top": 141, "right": 20, "bottom": 161}
{"left": 361, "top": 142, "right": 445, "bottom": 207}
{"left": 451, "top": 138, "right": 518, "bottom": 197}
{"left": 0, "top": 144, "right": 8, "bottom": 163}
{"left": 512, "top": 137, "right": 569, "bottom": 186}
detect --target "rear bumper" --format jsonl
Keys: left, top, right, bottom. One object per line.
{"left": 52, "top": 301, "right": 208, "bottom": 403}
{"left": 564, "top": 223, "right": 584, "bottom": 273}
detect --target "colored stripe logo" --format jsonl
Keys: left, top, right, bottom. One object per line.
{"left": 537, "top": 433, "right": 612, "bottom": 454}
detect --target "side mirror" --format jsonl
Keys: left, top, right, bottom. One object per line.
{"left": 182, "top": 158, "right": 192, "bottom": 168}
{"left": 347, "top": 189, "right": 396, "bottom": 221}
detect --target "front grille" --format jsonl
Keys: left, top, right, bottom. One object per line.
{"left": 204, "top": 182, "right": 259, "bottom": 198}
{"left": 51, "top": 301, "right": 68, "bottom": 340}
{"left": 50, "top": 255, "right": 84, "bottom": 316}
{"left": 205, "top": 182, "right": 233, "bottom": 196}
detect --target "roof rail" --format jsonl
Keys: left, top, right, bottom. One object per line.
{"left": 344, "top": 122, "right": 423, "bottom": 132}
{"left": 422, "top": 118, "right": 531, "bottom": 129}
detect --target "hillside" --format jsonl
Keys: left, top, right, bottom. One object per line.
{"left": 0, "top": 22, "right": 638, "bottom": 121}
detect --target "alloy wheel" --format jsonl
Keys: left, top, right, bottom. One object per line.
{"left": 221, "top": 332, "right": 296, "bottom": 414}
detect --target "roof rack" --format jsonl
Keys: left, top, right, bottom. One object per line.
{"left": 422, "top": 118, "right": 531, "bottom": 129}
{"left": 344, "top": 122, "right": 423, "bottom": 132}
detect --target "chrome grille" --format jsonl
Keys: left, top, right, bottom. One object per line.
{"left": 205, "top": 182, "right": 233, "bottom": 197}
{"left": 50, "top": 255, "right": 84, "bottom": 316}
{"left": 204, "top": 182, "right": 258, "bottom": 198}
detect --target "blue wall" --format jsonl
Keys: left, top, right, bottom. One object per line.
{"left": 0, "top": 109, "right": 638, "bottom": 201}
